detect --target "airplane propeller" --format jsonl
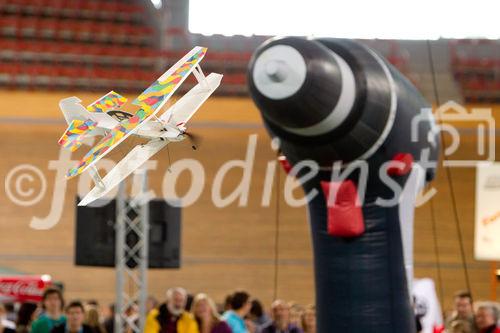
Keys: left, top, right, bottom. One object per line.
{"left": 184, "top": 131, "right": 202, "bottom": 150}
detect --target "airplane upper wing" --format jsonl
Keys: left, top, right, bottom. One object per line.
{"left": 162, "top": 72, "right": 223, "bottom": 128}
{"left": 131, "top": 47, "right": 206, "bottom": 110}
{"left": 66, "top": 46, "right": 207, "bottom": 179}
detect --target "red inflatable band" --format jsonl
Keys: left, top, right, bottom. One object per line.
{"left": 320, "top": 180, "right": 365, "bottom": 238}
{"left": 278, "top": 155, "right": 292, "bottom": 174}
{"left": 387, "top": 153, "right": 414, "bottom": 176}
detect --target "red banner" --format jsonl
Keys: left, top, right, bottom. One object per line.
{"left": 0, "top": 275, "right": 51, "bottom": 302}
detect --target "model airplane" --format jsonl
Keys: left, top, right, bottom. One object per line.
{"left": 57, "top": 46, "right": 222, "bottom": 206}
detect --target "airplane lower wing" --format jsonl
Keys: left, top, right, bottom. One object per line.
{"left": 66, "top": 46, "right": 207, "bottom": 179}
{"left": 58, "top": 119, "right": 97, "bottom": 152}
{"left": 78, "top": 139, "right": 169, "bottom": 206}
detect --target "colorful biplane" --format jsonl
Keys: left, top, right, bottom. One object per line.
{"left": 58, "top": 47, "right": 222, "bottom": 206}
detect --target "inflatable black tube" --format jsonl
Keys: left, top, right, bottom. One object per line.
{"left": 302, "top": 170, "right": 415, "bottom": 332}
{"left": 248, "top": 37, "right": 440, "bottom": 333}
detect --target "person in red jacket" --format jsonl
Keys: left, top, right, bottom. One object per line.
{"left": 475, "top": 303, "right": 499, "bottom": 333}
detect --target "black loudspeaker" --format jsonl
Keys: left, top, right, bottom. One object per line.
{"left": 75, "top": 199, "right": 116, "bottom": 267}
{"left": 75, "top": 199, "right": 181, "bottom": 268}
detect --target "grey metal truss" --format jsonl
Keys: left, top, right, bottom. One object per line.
{"left": 115, "top": 169, "right": 150, "bottom": 333}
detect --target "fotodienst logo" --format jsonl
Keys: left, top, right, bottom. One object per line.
{"left": 3, "top": 101, "right": 496, "bottom": 230}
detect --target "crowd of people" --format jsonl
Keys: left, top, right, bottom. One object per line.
{"left": 143, "top": 288, "right": 316, "bottom": 333}
{"left": 0, "top": 286, "right": 499, "bottom": 333}
{"left": 0, "top": 287, "right": 316, "bottom": 333}
{"left": 434, "top": 291, "right": 500, "bottom": 333}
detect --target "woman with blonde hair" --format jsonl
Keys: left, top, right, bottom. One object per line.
{"left": 288, "top": 302, "right": 304, "bottom": 330}
{"left": 84, "top": 307, "right": 106, "bottom": 333}
{"left": 191, "top": 294, "right": 232, "bottom": 333}
{"left": 301, "top": 305, "right": 316, "bottom": 333}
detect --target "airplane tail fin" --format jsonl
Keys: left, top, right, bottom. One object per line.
{"left": 59, "top": 96, "right": 91, "bottom": 125}
{"left": 59, "top": 91, "right": 127, "bottom": 127}
{"left": 57, "top": 92, "right": 127, "bottom": 152}
{"left": 86, "top": 91, "right": 127, "bottom": 113}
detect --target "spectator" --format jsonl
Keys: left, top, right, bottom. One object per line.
{"left": 124, "top": 303, "right": 139, "bottom": 332}
{"left": 186, "top": 295, "right": 195, "bottom": 312}
{"left": 449, "top": 320, "right": 473, "bottom": 333}
{"left": 146, "top": 297, "right": 158, "bottom": 314}
{"left": 223, "top": 296, "right": 232, "bottom": 313}
{"left": 102, "top": 304, "right": 114, "bottom": 333}
{"left": 31, "top": 288, "right": 66, "bottom": 333}
{"left": 244, "top": 318, "right": 256, "bottom": 333}
{"left": 4, "top": 304, "right": 16, "bottom": 323}
{"left": 84, "top": 307, "right": 106, "bottom": 333}
{"left": 0, "top": 305, "right": 15, "bottom": 333}
{"left": 288, "top": 303, "right": 304, "bottom": 330}
{"left": 16, "top": 303, "right": 38, "bottom": 333}
{"left": 248, "top": 299, "right": 271, "bottom": 330}
{"left": 221, "top": 291, "right": 252, "bottom": 333}
{"left": 51, "top": 301, "right": 94, "bottom": 333}
{"left": 475, "top": 303, "right": 499, "bottom": 333}
{"left": 445, "top": 291, "right": 478, "bottom": 333}
{"left": 0, "top": 322, "right": 16, "bottom": 333}
{"left": 191, "top": 293, "right": 231, "bottom": 333}
{"left": 301, "top": 305, "right": 315, "bottom": 333}
{"left": 144, "top": 287, "right": 199, "bottom": 333}
{"left": 261, "top": 300, "right": 301, "bottom": 333}
{"left": 86, "top": 301, "right": 98, "bottom": 309}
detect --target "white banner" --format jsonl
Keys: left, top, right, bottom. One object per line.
{"left": 413, "top": 278, "right": 443, "bottom": 333}
{"left": 475, "top": 162, "right": 500, "bottom": 261}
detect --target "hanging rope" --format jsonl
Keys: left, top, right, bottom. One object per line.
{"left": 426, "top": 40, "right": 472, "bottom": 292}
{"left": 166, "top": 144, "right": 172, "bottom": 173}
{"left": 429, "top": 193, "right": 445, "bottom": 307}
